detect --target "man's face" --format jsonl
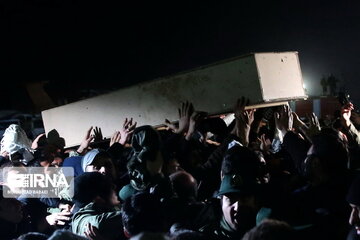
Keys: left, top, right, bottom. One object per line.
{"left": 221, "top": 193, "right": 257, "bottom": 232}
{"left": 349, "top": 204, "right": 360, "bottom": 235}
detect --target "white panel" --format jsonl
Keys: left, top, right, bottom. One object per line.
{"left": 42, "top": 52, "right": 306, "bottom": 148}
{"left": 255, "top": 52, "right": 306, "bottom": 101}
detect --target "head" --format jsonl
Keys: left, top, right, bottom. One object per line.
{"left": 72, "top": 172, "right": 117, "bottom": 211}
{"left": 128, "top": 126, "right": 163, "bottom": 190}
{"left": 169, "top": 171, "right": 197, "bottom": 201}
{"left": 304, "top": 129, "right": 348, "bottom": 184}
{"left": 347, "top": 175, "right": 360, "bottom": 235}
{"left": 82, "top": 149, "right": 116, "bottom": 178}
{"left": 39, "top": 144, "right": 64, "bottom": 167}
{"left": 221, "top": 144, "right": 262, "bottom": 181}
{"left": 218, "top": 174, "right": 259, "bottom": 233}
{"left": 197, "top": 117, "right": 228, "bottom": 143}
{"left": 1, "top": 162, "right": 27, "bottom": 195}
{"left": 242, "top": 219, "right": 294, "bottom": 240}
{"left": 122, "top": 192, "right": 166, "bottom": 237}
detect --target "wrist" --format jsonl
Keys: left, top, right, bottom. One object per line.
{"left": 77, "top": 147, "right": 85, "bottom": 154}
{"left": 342, "top": 119, "right": 351, "bottom": 128}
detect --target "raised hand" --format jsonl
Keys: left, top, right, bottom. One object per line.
{"left": 231, "top": 97, "right": 255, "bottom": 146}
{"left": 292, "top": 112, "right": 307, "bottom": 130}
{"left": 274, "top": 104, "right": 293, "bottom": 137}
{"left": 259, "top": 134, "right": 272, "bottom": 153}
{"left": 164, "top": 119, "right": 179, "bottom": 132}
{"left": 119, "top": 118, "right": 137, "bottom": 145}
{"left": 307, "top": 112, "right": 321, "bottom": 137}
{"left": 109, "top": 131, "right": 121, "bottom": 147}
{"left": 234, "top": 97, "right": 255, "bottom": 128}
{"left": 185, "top": 111, "right": 207, "bottom": 141}
{"left": 77, "top": 126, "right": 94, "bottom": 154}
{"left": 93, "top": 126, "right": 104, "bottom": 142}
{"left": 341, "top": 102, "right": 354, "bottom": 128}
{"left": 31, "top": 133, "right": 45, "bottom": 150}
{"left": 175, "top": 101, "right": 194, "bottom": 135}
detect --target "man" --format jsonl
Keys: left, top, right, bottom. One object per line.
{"left": 121, "top": 192, "right": 167, "bottom": 238}
{"left": 199, "top": 172, "right": 260, "bottom": 240}
{"left": 72, "top": 172, "right": 125, "bottom": 240}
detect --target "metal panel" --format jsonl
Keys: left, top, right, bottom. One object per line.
{"left": 42, "top": 52, "right": 306, "bottom": 148}
{"left": 256, "top": 52, "right": 306, "bottom": 101}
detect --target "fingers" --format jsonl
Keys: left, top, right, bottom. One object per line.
{"left": 35, "top": 133, "right": 45, "bottom": 140}
{"left": 56, "top": 220, "right": 67, "bottom": 225}
{"left": 311, "top": 112, "right": 320, "bottom": 127}
{"left": 188, "top": 102, "right": 194, "bottom": 116}
{"left": 111, "top": 131, "right": 121, "bottom": 142}
{"left": 115, "top": 131, "right": 121, "bottom": 142}
{"left": 84, "top": 223, "right": 100, "bottom": 240}
{"left": 85, "top": 126, "right": 93, "bottom": 138}
{"left": 99, "top": 127, "right": 103, "bottom": 138}
{"left": 179, "top": 101, "right": 194, "bottom": 118}
{"left": 93, "top": 126, "right": 103, "bottom": 141}
{"left": 292, "top": 112, "right": 299, "bottom": 119}
{"left": 261, "top": 133, "right": 266, "bottom": 142}
{"left": 274, "top": 112, "right": 280, "bottom": 120}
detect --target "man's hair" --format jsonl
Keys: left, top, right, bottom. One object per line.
{"left": 169, "top": 171, "right": 197, "bottom": 200}
{"left": 221, "top": 145, "right": 261, "bottom": 177}
{"left": 305, "top": 128, "right": 349, "bottom": 178}
{"left": 72, "top": 172, "right": 114, "bottom": 209}
{"left": 242, "top": 219, "right": 294, "bottom": 240}
{"left": 122, "top": 192, "right": 166, "bottom": 236}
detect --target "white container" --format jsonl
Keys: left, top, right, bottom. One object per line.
{"left": 42, "top": 51, "right": 306, "bottom": 147}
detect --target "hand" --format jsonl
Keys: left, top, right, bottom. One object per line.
{"left": 234, "top": 97, "right": 255, "bottom": 127}
{"left": 164, "top": 119, "right": 179, "bottom": 132}
{"left": 341, "top": 102, "right": 354, "bottom": 128}
{"left": 176, "top": 101, "right": 194, "bottom": 135}
{"left": 259, "top": 134, "right": 272, "bottom": 153}
{"left": 274, "top": 104, "right": 293, "bottom": 137}
{"left": 77, "top": 127, "right": 94, "bottom": 154}
{"left": 292, "top": 112, "right": 307, "bottom": 130}
{"left": 109, "top": 131, "right": 121, "bottom": 147}
{"left": 306, "top": 112, "right": 321, "bottom": 137}
{"left": 84, "top": 224, "right": 107, "bottom": 240}
{"left": 185, "top": 111, "right": 207, "bottom": 141}
{"left": 231, "top": 97, "right": 255, "bottom": 146}
{"left": 1, "top": 151, "right": 9, "bottom": 159}
{"left": 45, "top": 209, "right": 72, "bottom": 226}
{"left": 59, "top": 203, "right": 72, "bottom": 212}
{"left": 93, "top": 127, "right": 104, "bottom": 142}
{"left": 31, "top": 133, "right": 45, "bottom": 150}
{"left": 119, "top": 118, "right": 137, "bottom": 145}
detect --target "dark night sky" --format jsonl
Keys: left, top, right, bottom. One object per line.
{"left": 1, "top": 0, "right": 360, "bottom": 111}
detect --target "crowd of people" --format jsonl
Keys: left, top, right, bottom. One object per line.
{"left": 0, "top": 97, "right": 359, "bottom": 240}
